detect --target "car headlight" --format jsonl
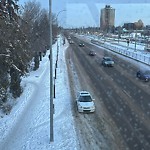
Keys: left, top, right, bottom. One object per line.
{"left": 78, "top": 105, "right": 83, "bottom": 108}
{"left": 91, "top": 105, "right": 95, "bottom": 109}
{"left": 144, "top": 76, "right": 149, "bottom": 80}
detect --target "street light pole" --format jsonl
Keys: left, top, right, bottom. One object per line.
{"left": 54, "top": 10, "right": 66, "bottom": 32}
{"left": 55, "top": 9, "right": 66, "bottom": 56}
{"left": 49, "top": 0, "right": 53, "bottom": 142}
{"left": 48, "top": 4, "right": 66, "bottom": 142}
{"left": 56, "top": 10, "right": 66, "bottom": 22}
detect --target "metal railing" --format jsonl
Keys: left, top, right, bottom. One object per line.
{"left": 91, "top": 39, "right": 150, "bottom": 66}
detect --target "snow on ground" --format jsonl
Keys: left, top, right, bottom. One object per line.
{"left": 100, "top": 41, "right": 150, "bottom": 70}
{"left": 79, "top": 34, "right": 150, "bottom": 69}
{"left": 0, "top": 36, "right": 78, "bottom": 150}
{"left": 0, "top": 33, "right": 150, "bottom": 150}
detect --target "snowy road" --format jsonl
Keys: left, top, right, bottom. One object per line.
{"left": 66, "top": 34, "right": 150, "bottom": 150}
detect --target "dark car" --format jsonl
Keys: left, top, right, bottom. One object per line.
{"left": 79, "top": 43, "right": 84, "bottom": 47}
{"left": 136, "top": 70, "right": 150, "bottom": 82}
{"left": 89, "top": 51, "right": 96, "bottom": 56}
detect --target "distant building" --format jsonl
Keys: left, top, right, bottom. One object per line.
{"left": 123, "top": 23, "right": 135, "bottom": 30}
{"left": 100, "top": 5, "right": 115, "bottom": 33}
{"left": 123, "top": 20, "right": 144, "bottom": 30}
{"left": 146, "top": 25, "right": 150, "bottom": 30}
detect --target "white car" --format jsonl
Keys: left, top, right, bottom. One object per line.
{"left": 76, "top": 91, "right": 95, "bottom": 113}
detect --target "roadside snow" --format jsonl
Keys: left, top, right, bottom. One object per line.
{"left": 0, "top": 33, "right": 149, "bottom": 150}
{"left": 78, "top": 34, "right": 150, "bottom": 68}
{"left": 0, "top": 36, "right": 78, "bottom": 150}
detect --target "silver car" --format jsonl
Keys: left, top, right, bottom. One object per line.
{"left": 102, "top": 56, "right": 114, "bottom": 67}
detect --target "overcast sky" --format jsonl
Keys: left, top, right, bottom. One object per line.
{"left": 19, "top": 0, "right": 150, "bottom": 28}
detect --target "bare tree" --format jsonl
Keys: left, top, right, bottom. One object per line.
{"left": 20, "top": 1, "right": 58, "bottom": 70}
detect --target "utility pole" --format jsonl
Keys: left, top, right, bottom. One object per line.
{"left": 49, "top": 0, "right": 53, "bottom": 142}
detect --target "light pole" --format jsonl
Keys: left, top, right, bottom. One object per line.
{"left": 55, "top": 10, "right": 66, "bottom": 53}
{"left": 49, "top": 2, "right": 66, "bottom": 142}
{"left": 56, "top": 10, "right": 66, "bottom": 22}
{"left": 49, "top": 0, "right": 53, "bottom": 142}
{"left": 55, "top": 10, "right": 66, "bottom": 34}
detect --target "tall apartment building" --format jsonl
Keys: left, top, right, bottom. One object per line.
{"left": 100, "top": 5, "right": 115, "bottom": 32}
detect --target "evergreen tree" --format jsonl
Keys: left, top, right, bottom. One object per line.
{"left": 10, "top": 67, "right": 22, "bottom": 98}
{"left": 0, "top": 0, "right": 30, "bottom": 103}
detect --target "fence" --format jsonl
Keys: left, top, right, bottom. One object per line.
{"left": 91, "top": 39, "right": 150, "bottom": 66}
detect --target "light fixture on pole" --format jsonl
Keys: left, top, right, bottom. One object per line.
{"left": 54, "top": 10, "right": 66, "bottom": 31}
{"left": 55, "top": 9, "right": 66, "bottom": 60}
{"left": 56, "top": 10, "right": 66, "bottom": 21}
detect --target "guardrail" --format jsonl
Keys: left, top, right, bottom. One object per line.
{"left": 91, "top": 39, "right": 150, "bottom": 66}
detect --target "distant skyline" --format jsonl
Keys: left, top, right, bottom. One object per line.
{"left": 19, "top": 0, "right": 150, "bottom": 28}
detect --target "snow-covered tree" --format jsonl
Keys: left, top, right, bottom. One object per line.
{"left": 0, "top": 0, "right": 30, "bottom": 110}
{"left": 20, "top": 1, "right": 50, "bottom": 70}
{"left": 0, "top": 0, "right": 59, "bottom": 113}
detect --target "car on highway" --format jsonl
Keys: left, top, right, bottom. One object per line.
{"left": 69, "top": 40, "right": 74, "bottom": 44}
{"left": 76, "top": 91, "right": 95, "bottom": 113}
{"left": 136, "top": 70, "right": 150, "bottom": 82}
{"left": 102, "top": 56, "right": 114, "bottom": 67}
{"left": 67, "top": 36, "right": 71, "bottom": 40}
{"left": 89, "top": 50, "right": 96, "bottom": 56}
{"left": 79, "top": 43, "right": 84, "bottom": 47}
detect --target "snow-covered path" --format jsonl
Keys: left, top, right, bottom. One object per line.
{"left": 0, "top": 38, "right": 78, "bottom": 150}
{"left": 3, "top": 60, "right": 50, "bottom": 150}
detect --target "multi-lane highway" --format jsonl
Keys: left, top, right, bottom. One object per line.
{"left": 66, "top": 34, "right": 150, "bottom": 150}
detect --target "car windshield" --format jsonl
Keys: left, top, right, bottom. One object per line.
{"left": 105, "top": 58, "right": 112, "bottom": 61}
{"left": 79, "top": 96, "right": 92, "bottom": 102}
